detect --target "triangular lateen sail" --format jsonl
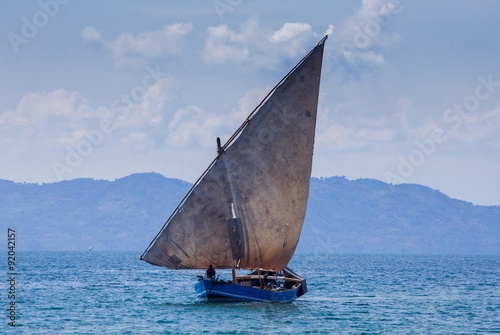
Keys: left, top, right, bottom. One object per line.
{"left": 141, "top": 36, "right": 327, "bottom": 271}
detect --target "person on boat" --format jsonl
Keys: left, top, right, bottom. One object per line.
{"left": 206, "top": 265, "right": 216, "bottom": 278}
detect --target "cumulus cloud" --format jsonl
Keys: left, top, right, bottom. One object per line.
{"left": 163, "top": 85, "right": 275, "bottom": 148}
{"left": 324, "top": 24, "right": 335, "bottom": 37}
{"left": 390, "top": 96, "right": 500, "bottom": 153}
{"left": 232, "top": 86, "right": 269, "bottom": 119}
{"left": 81, "top": 23, "right": 194, "bottom": 68}
{"left": 269, "top": 23, "right": 312, "bottom": 42}
{"left": 317, "top": 123, "right": 360, "bottom": 150}
{"left": 81, "top": 26, "right": 103, "bottom": 44}
{"left": 204, "top": 3, "right": 399, "bottom": 77}
{"left": 203, "top": 17, "right": 318, "bottom": 69}
{"left": 341, "top": 49, "right": 385, "bottom": 67}
{"left": 139, "top": 76, "right": 179, "bottom": 116}
{"left": 329, "top": 0, "right": 403, "bottom": 73}
{"left": 316, "top": 113, "right": 397, "bottom": 151}
{"left": 0, "top": 89, "right": 97, "bottom": 151}
{"left": 0, "top": 74, "right": 183, "bottom": 153}
{"left": 203, "top": 24, "right": 249, "bottom": 64}
{"left": 120, "top": 131, "right": 154, "bottom": 152}
{"left": 166, "top": 105, "right": 227, "bottom": 148}
{"left": 0, "top": 70, "right": 254, "bottom": 158}
{"left": 358, "top": 0, "right": 400, "bottom": 18}
{"left": 111, "top": 76, "right": 180, "bottom": 132}
{"left": 445, "top": 106, "right": 500, "bottom": 149}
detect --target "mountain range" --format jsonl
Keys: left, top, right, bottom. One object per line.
{"left": 1, "top": 173, "right": 498, "bottom": 254}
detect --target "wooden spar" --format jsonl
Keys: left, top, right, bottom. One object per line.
{"left": 232, "top": 268, "right": 237, "bottom": 284}
{"left": 217, "top": 137, "right": 223, "bottom": 155}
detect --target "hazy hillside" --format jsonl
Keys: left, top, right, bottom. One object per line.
{"left": 0, "top": 173, "right": 190, "bottom": 251}
{"left": 1, "top": 173, "right": 498, "bottom": 254}
{"left": 302, "top": 177, "right": 500, "bottom": 254}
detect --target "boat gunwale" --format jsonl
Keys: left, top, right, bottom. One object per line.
{"left": 195, "top": 278, "right": 301, "bottom": 303}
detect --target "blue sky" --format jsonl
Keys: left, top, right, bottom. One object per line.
{"left": 1, "top": 0, "right": 499, "bottom": 205}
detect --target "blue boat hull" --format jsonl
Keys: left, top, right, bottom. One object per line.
{"left": 195, "top": 278, "right": 301, "bottom": 303}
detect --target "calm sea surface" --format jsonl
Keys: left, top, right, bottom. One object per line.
{"left": 3, "top": 252, "right": 499, "bottom": 334}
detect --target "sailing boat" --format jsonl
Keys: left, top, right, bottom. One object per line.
{"left": 141, "top": 36, "right": 327, "bottom": 302}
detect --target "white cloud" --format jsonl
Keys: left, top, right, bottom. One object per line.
{"left": 0, "top": 75, "right": 185, "bottom": 153}
{"left": 102, "top": 76, "right": 190, "bottom": 152}
{"left": 341, "top": 49, "right": 385, "bottom": 66}
{"left": 269, "top": 23, "right": 312, "bottom": 42}
{"left": 0, "top": 89, "right": 96, "bottom": 129}
{"left": 163, "top": 86, "right": 271, "bottom": 148}
{"left": 355, "top": 127, "right": 396, "bottom": 142}
{"left": 329, "top": 0, "right": 403, "bottom": 72}
{"left": 81, "top": 26, "right": 103, "bottom": 44}
{"left": 445, "top": 106, "right": 500, "bottom": 148}
{"left": 392, "top": 96, "right": 500, "bottom": 152}
{"left": 0, "top": 89, "right": 98, "bottom": 151}
{"left": 203, "top": 17, "right": 318, "bottom": 68}
{"left": 0, "top": 71, "right": 268, "bottom": 160}
{"left": 317, "top": 123, "right": 360, "bottom": 150}
{"left": 166, "top": 105, "right": 226, "bottom": 148}
{"left": 324, "top": 24, "right": 335, "bottom": 37}
{"left": 232, "top": 86, "right": 269, "bottom": 119}
{"left": 359, "top": 0, "right": 398, "bottom": 18}
{"left": 120, "top": 131, "right": 153, "bottom": 152}
{"left": 142, "top": 76, "right": 179, "bottom": 114}
{"left": 317, "top": 115, "right": 396, "bottom": 151}
{"left": 14, "top": 90, "right": 91, "bottom": 121}
{"left": 81, "top": 23, "right": 194, "bottom": 68}
{"left": 203, "top": 24, "right": 249, "bottom": 64}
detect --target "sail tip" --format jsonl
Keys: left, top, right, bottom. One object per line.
{"left": 317, "top": 35, "right": 328, "bottom": 46}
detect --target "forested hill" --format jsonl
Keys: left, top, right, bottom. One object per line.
{"left": 1, "top": 173, "right": 498, "bottom": 254}
{"left": 304, "top": 177, "right": 499, "bottom": 254}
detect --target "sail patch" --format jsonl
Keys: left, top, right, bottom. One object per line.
{"left": 227, "top": 218, "right": 245, "bottom": 260}
{"left": 167, "top": 254, "right": 182, "bottom": 267}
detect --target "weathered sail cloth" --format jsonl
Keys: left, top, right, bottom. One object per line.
{"left": 141, "top": 37, "right": 326, "bottom": 271}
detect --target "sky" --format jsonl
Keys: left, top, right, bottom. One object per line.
{"left": 1, "top": 0, "right": 499, "bottom": 206}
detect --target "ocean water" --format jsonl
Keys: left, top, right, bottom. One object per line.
{"left": 3, "top": 252, "right": 499, "bottom": 334}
